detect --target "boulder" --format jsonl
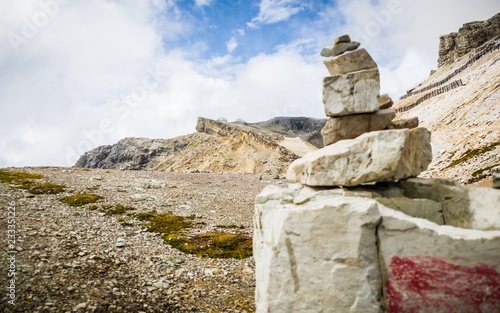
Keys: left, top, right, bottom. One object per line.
{"left": 323, "top": 68, "right": 380, "bottom": 117}
{"left": 254, "top": 182, "right": 500, "bottom": 313}
{"left": 321, "top": 109, "right": 396, "bottom": 146}
{"left": 378, "top": 205, "right": 500, "bottom": 312}
{"left": 287, "top": 128, "right": 432, "bottom": 187}
{"left": 320, "top": 41, "right": 360, "bottom": 57}
{"left": 254, "top": 188, "right": 382, "bottom": 313}
{"left": 387, "top": 116, "right": 419, "bottom": 129}
{"left": 395, "top": 178, "right": 500, "bottom": 230}
{"left": 379, "top": 94, "right": 393, "bottom": 109}
{"left": 323, "top": 48, "right": 378, "bottom": 75}
{"left": 333, "top": 34, "right": 351, "bottom": 45}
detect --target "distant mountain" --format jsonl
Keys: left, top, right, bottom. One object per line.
{"left": 75, "top": 117, "right": 326, "bottom": 174}
{"left": 394, "top": 13, "right": 500, "bottom": 182}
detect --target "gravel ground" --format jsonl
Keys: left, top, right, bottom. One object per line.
{"left": 0, "top": 167, "right": 286, "bottom": 312}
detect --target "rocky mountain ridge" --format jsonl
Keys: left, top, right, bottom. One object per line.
{"left": 76, "top": 117, "right": 323, "bottom": 174}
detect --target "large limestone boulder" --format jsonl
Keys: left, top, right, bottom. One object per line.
{"left": 321, "top": 109, "right": 396, "bottom": 146}
{"left": 254, "top": 184, "right": 500, "bottom": 313}
{"left": 323, "top": 48, "right": 378, "bottom": 75}
{"left": 254, "top": 186, "right": 382, "bottom": 313}
{"left": 287, "top": 128, "right": 432, "bottom": 187}
{"left": 323, "top": 68, "right": 380, "bottom": 117}
{"left": 378, "top": 205, "right": 500, "bottom": 312}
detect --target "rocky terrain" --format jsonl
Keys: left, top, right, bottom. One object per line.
{"left": 394, "top": 15, "right": 499, "bottom": 183}
{"left": 76, "top": 117, "right": 324, "bottom": 174}
{"left": 0, "top": 166, "right": 287, "bottom": 312}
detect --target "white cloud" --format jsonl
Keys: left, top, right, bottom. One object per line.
{"left": 226, "top": 36, "right": 238, "bottom": 52}
{"left": 248, "top": 0, "right": 305, "bottom": 28}
{"left": 194, "top": 0, "right": 214, "bottom": 8}
{"left": 1, "top": 0, "right": 500, "bottom": 168}
{"left": 234, "top": 28, "right": 245, "bottom": 36}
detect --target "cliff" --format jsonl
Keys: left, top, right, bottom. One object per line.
{"left": 438, "top": 13, "right": 500, "bottom": 67}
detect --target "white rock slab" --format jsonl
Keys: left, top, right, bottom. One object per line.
{"left": 287, "top": 128, "right": 432, "bottom": 187}
{"left": 254, "top": 187, "right": 383, "bottom": 313}
{"left": 323, "top": 48, "right": 378, "bottom": 75}
{"left": 323, "top": 68, "right": 380, "bottom": 117}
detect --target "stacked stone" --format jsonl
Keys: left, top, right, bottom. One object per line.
{"left": 287, "top": 35, "right": 432, "bottom": 187}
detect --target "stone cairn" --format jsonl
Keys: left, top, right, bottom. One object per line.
{"left": 287, "top": 34, "right": 431, "bottom": 187}
{"left": 253, "top": 35, "right": 500, "bottom": 313}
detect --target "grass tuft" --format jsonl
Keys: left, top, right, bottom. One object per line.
{"left": 0, "top": 169, "right": 66, "bottom": 194}
{"left": 60, "top": 194, "right": 102, "bottom": 207}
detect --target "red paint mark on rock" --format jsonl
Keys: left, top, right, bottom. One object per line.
{"left": 386, "top": 256, "right": 500, "bottom": 313}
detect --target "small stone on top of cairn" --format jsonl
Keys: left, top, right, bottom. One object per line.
{"left": 320, "top": 34, "right": 360, "bottom": 58}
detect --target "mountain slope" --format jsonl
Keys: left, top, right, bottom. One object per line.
{"left": 394, "top": 36, "right": 500, "bottom": 182}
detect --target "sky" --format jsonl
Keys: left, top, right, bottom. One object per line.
{"left": 1, "top": 0, "right": 499, "bottom": 168}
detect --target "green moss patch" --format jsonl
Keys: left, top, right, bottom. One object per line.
{"left": 0, "top": 169, "right": 66, "bottom": 194}
{"left": 136, "top": 211, "right": 252, "bottom": 259}
{"left": 28, "top": 182, "right": 66, "bottom": 194}
{"left": 444, "top": 142, "right": 500, "bottom": 170}
{"left": 472, "top": 164, "right": 500, "bottom": 177}
{"left": 102, "top": 204, "right": 136, "bottom": 215}
{"left": 118, "top": 218, "right": 134, "bottom": 227}
{"left": 217, "top": 224, "right": 245, "bottom": 229}
{"left": 0, "top": 169, "right": 43, "bottom": 184}
{"left": 165, "top": 233, "right": 252, "bottom": 259}
{"left": 60, "top": 194, "right": 102, "bottom": 207}
{"left": 142, "top": 212, "right": 192, "bottom": 234}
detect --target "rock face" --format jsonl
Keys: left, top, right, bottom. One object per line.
{"left": 287, "top": 128, "right": 432, "bottom": 186}
{"left": 321, "top": 109, "right": 396, "bottom": 146}
{"left": 75, "top": 137, "right": 187, "bottom": 170}
{"left": 323, "top": 68, "right": 381, "bottom": 117}
{"left": 438, "top": 13, "right": 500, "bottom": 67}
{"left": 254, "top": 181, "right": 500, "bottom": 313}
{"left": 249, "top": 116, "right": 327, "bottom": 148}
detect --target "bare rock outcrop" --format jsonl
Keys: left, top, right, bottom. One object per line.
{"left": 75, "top": 137, "right": 187, "bottom": 170}
{"left": 438, "top": 13, "right": 500, "bottom": 67}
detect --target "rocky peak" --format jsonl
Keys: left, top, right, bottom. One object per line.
{"left": 438, "top": 12, "right": 500, "bottom": 67}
